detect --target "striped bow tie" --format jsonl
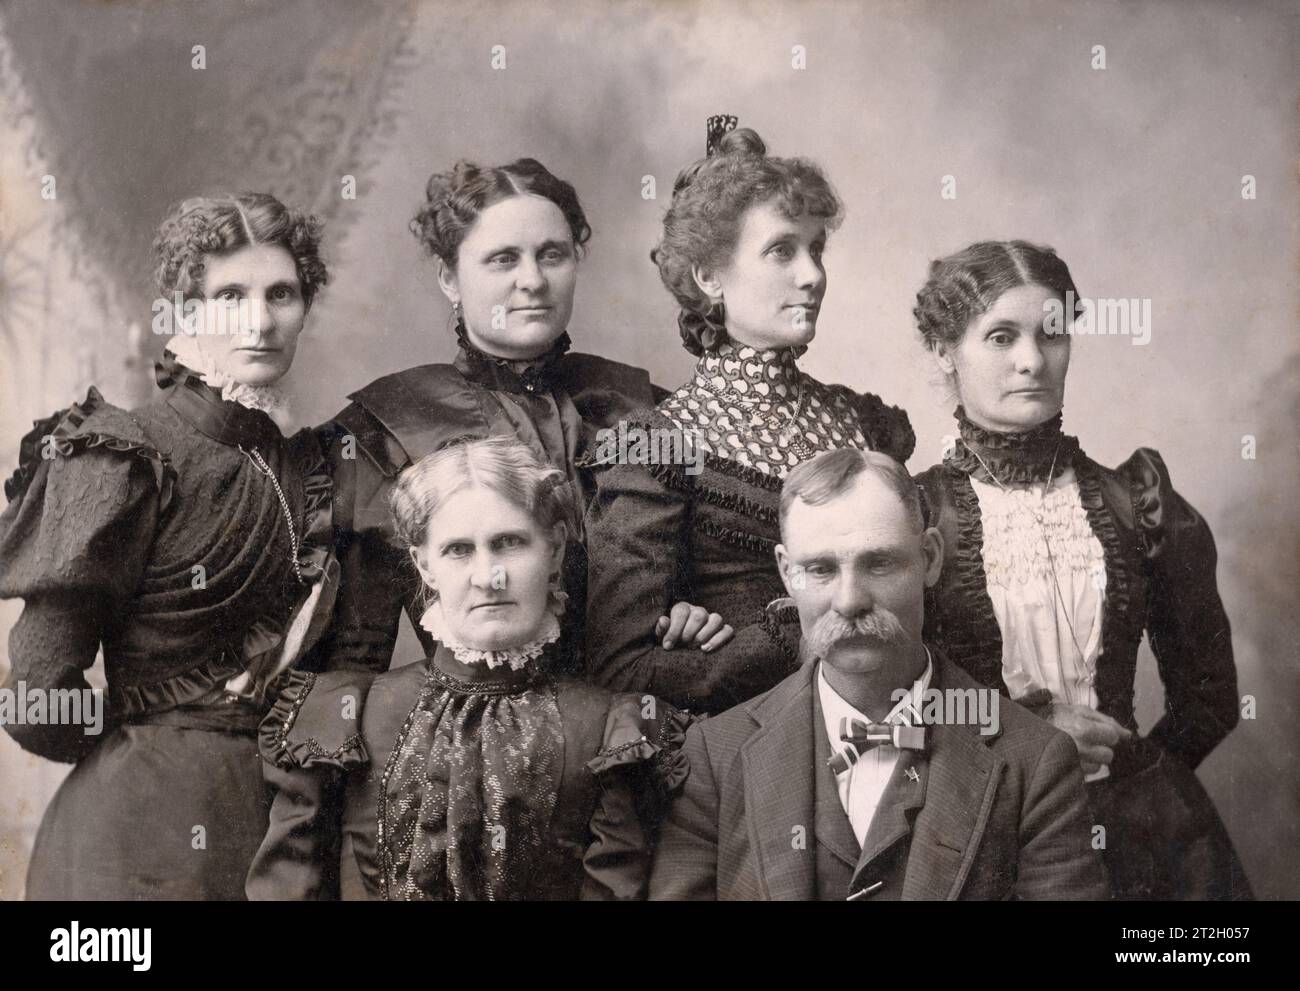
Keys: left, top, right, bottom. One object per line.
{"left": 828, "top": 716, "right": 926, "bottom": 775}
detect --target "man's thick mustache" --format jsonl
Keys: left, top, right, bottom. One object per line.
{"left": 802, "top": 607, "right": 908, "bottom": 661}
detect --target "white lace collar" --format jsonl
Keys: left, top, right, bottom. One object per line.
{"left": 417, "top": 602, "right": 562, "bottom": 671}
{"left": 164, "top": 335, "right": 288, "bottom": 415}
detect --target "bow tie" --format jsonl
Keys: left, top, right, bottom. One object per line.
{"left": 828, "top": 716, "right": 926, "bottom": 775}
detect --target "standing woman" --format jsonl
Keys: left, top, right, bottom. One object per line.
{"left": 584, "top": 119, "right": 915, "bottom": 714}
{"left": 310, "top": 158, "right": 676, "bottom": 675}
{"left": 0, "top": 192, "right": 335, "bottom": 899}
{"left": 912, "top": 239, "right": 1250, "bottom": 900}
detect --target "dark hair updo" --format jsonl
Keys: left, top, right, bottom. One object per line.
{"left": 410, "top": 158, "right": 592, "bottom": 268}
{"left": 912, "top": 240, "right": 1082, "bottom": 356}
{"left": 652, "top": 127, "right": 844, "bottom": 357}
{"left": 152, "top": 191, "right": 328, "bottom": 307}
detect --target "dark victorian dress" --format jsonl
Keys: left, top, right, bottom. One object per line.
{"left": 583, "top": 341, "right": 915, "bottom": 714}
{"left": 246, "top": 644, "right": 690, "bottom": 900}
{"left": 0, "top": 355, "right": 334, "bottom": 899}
{"left": 916, "top": 410, "right": 1251, "bottom": 900}
{"left": 308, "top": 328, "right": 662, "bottom": 675}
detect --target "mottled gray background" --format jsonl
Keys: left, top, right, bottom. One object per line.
{"left": 1, "top": 0, "right": 1296, "bottom": 899}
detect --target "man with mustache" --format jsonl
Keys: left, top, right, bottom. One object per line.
{"left": 648, "top": 448, "right": 1108, "bottom": 900}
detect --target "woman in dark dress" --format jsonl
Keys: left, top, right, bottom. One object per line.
{"left": 911, "top": 239, "right": 1251, "bottom": 900}
{"left": 0, "top": 192, "right": 336, "bottom": 899}
{"left": 583, "top": 118, "right": 914, "bottom": 714}
{"left": 311, "top": 158, "right": 724, "bottom": 676}
{"left": 247, "top": 438, "right": 689, "bottom": 900}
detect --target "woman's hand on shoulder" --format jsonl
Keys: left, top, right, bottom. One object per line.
{"left": 655, "top": 602, "right": 733, "bottom": 652}
{"left": 1047, "top": 702, "right": 1133, "bottom": 773}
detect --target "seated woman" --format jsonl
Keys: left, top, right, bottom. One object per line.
{"left": 0, "top": 192, "right": 335, "bottom": 899}
{"left": 312, "top": 156, "right": 720, "bottom": 676}
{"left": 911, "top": 239, "right": 1251, "bottom": 900}
{"left": 247, "top": 437, "right": 690, "bottom": 901}
{"left": 583, "top": 118, "right": 915, "bottom": 714}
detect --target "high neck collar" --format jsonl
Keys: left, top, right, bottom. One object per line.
{"left": 155, "top": 352, "right": 283, "bottom": 450}
{"left": 419, "top": 601, "right": 562, "bottom": 677}
{"left": 947, "top": 406, "right": 1079, "bottom": 485}
{"left": 696, "top": 340, "right": 805, "bottom": 400}
{"left": 452, "top": 318, "right": 572, "bottom": 395}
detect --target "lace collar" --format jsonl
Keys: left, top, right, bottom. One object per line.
{"left": 163, "top": 336, "right": 287, "bottom": 414}
{"left": 946, "top": 406, "right": 1080, "bottom": 485}
{"left": 694, "top": 340, "right": 805, "bottom": 405}
{"left": 451, "top": 318, "right": 572, "bottom": 395}
{"left": 155, "top": 350, "right": 284, "bottom": 450}
{"left": 418, "top": 602, "right": 562, "bottom": 672}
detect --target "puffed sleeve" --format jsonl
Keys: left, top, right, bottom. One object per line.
{"left": 584, "top": 458, "right": 798, "bottom": 713}
{"left": 854, "top": 390, "right": 916, "bottom": 466}
{"left": 0, "top": 392, "right": 169, "bottom": 763}
{"left": 580, "top": 693, "right": 696, "bottom": 901}
{"left": 245, "top": 668, "right": 373, "bottom": 900}
{"left": 1123, "top": 448, "right": 1238, "bottom": 768}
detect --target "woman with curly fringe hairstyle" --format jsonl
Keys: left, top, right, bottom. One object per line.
{"left": 911, "top": 240, "right": 1250, "bottom": 900}
{"left": 0, "top": 191, "right": 337, "bottom": 899}
{"left": 583, "top": 119, "right": 915, "bottom": 715}
{"left": 307, "top": 158, "right": 726, "bottom": 678}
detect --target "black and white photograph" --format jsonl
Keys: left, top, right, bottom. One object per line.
{"left": 0, "top": 0, "right": 1294, "bottom": 958}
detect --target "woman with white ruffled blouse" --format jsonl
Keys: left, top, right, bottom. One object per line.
{"left": 912, "top": 240, "right": 1250, "bottom": 900}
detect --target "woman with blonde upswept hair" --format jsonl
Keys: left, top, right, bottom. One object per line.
{"left": 584, "top": 117, "right": 915, "bottom": 714}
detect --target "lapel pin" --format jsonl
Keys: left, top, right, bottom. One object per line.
{"left": 906, "top": 766, "right": 920, "bottom": 783}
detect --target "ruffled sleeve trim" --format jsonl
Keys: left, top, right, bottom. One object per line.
{"left": 586, "top": 695, "right": 697, "bottom": 797}
{"left": 259, "top": 669, "right": 372, "bottom": 772}
{"left": 292, "top": 428, "right": 335, "bottom": 585}
{"left": 4, "top": 387, "right": 175, "bottom": 512}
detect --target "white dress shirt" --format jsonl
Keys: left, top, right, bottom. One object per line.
{"left": 818, "top": 655, "right": 933, "bottom": 847}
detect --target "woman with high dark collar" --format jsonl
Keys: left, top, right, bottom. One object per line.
{"left": 911, "top": 239, "right": 1250, "bottom": 900}
{"left": 247, "top": 439, "right": 689, "bottom": 900}
{"left": 0, "top": 192, "right": 336, "bottom": 899}
{"left": 309, "top": 157, "right": 697, "bottom": 676}
{"left": 583, "top": 119, "right": 915, "bottom": 715}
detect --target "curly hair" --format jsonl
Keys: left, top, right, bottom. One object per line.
{"left": 652, "top": 127, "right": 844, "bottom": 357}
{"left": 912, "top": 240, "right": 1081, "bottom": 353}
{"left": 409, "top": 158, "right": 591, "bottom": 268}
{"left": 152, "top": 192, "right": 328, "bottom": 307}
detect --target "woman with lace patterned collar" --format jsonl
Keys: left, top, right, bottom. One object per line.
{"left": 912, "top": 240, "right": 1250, "bottom": 900}
{"left": 583, "top": 119, "right": 915, "bottom": 715}
{"left": 310, "top": 157, "right": 723, "bottom": 678}
{"left": 247, "top": 438, "right": 690, "bottom": 900}
{"left": 0, "top": 192, "right": 336, "bottom": 899}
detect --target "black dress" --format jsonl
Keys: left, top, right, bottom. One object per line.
{"left": 307, "top": 327, "right": 662, "bottom": 675}
{"left": 0, "top": 355, "right": 334, "bottom": 899}
{"left": 246, "top": 644, "right": 691, "bottom": 900}
{"left": 583, "top": 341, "right": 915, "bottom": 714}
{"left": 916, "top": 410, "right": 1252, "bottom": 900}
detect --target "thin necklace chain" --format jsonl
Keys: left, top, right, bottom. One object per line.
{"left": 697, "top": 350, "right": 813, "bottom": 458}
{"left": 240, "top": 445, "right": 306, "bottom": 586}
{"left": 963, "top": 438, "right": 1096, "bottom": 703}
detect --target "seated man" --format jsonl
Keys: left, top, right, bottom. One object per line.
{"left": 648, "top": 448, "right": 1108, "bottom": 900}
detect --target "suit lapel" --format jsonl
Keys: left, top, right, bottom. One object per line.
{"left": 812, "top": 689, "right": 860, "bottom": 872}
{"left": 740, "top": 665, "right": 818, "bottom": 900}
{"left": 900, "top": 654, "right": 1004, "bottom": 900}
{"left": 849, "top": 751, "right": 929, "bottom": 894}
